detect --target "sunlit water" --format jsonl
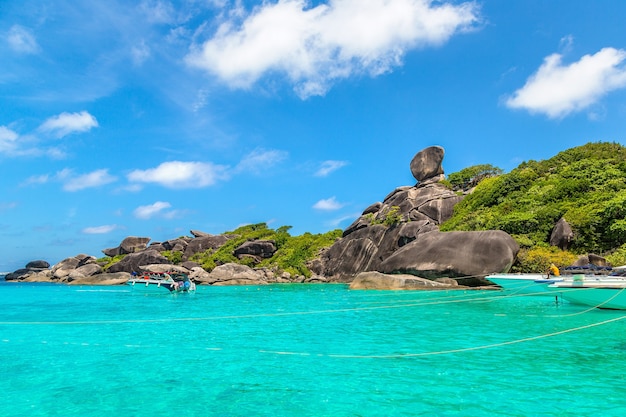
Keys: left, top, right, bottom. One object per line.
{"left": 2, "top": 281, "right": 626, "bottom": 416}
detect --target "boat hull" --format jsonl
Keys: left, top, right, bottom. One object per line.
{"left": 485, "top": 274, "right": 560, "bottom": 295}
{"left": 553, "top": 287, "right": 626, "bottom": 310}
{"left": 126, "top": 277, "right": 195, "bottom": 293}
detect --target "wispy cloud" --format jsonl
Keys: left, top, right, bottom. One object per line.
{"left": 506, "top": 47, "right": 626, "bottom": 118}
{"left": 0, "top": 126, "right": 19, "bottom": 153}
{"left": 313, "top": 196, "right": 345, "bottom": 211}
{"left": 327, "top": 212, "right": 361, "bottom": 228}
{"left": 6, "top": 25, "right": 40, "bottom": 54}
{"left": 127, "top": 161, "right": 229, "bottom": 188}
{"left": 60, "top": 169, "right": 118, "bottom": 192}
{"left": 235, "top": 148, "right": 289, "bottom": 174}
{"left": 315, "top": 160, "right": 348, "bottom": 177}
{"left": 82, "top": 224, "right": 121, "bottom": 234}
{"left": 39, "top": 111, "right": 99, "bottom": 138}
{"left": 133, "top": 201, "right": 186, "bottom": 219}
{"left": 186, "top": 0, "right": 480, "bottom": 98}
{"left": 20, "top": 174, "right": 50, "bottom": 187}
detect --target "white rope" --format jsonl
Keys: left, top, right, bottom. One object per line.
{"left": 260, "top": 314, "right": 626, "bottom": 359}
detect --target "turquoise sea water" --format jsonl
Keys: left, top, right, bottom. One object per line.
{"left": 2, "top": 281, "right": 626, "bottom": 416}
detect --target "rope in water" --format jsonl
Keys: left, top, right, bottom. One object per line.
{"left": 259, "top": 313, "right": 626, "bottom": 359}
{"left": 0, "top": 291, "right": 504, "bottom": 326}
{"left": 1, "top": 282, "right": 622, "bottom": 325}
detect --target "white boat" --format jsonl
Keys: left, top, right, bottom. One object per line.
{"left": 548, "top": 275, "right": 626, "bottom": 309}
{"left": 485, "top": 273, "right": 562, "bottom": 294}
{"left": 126, "top": 272, "right": 196, "bottom": 293}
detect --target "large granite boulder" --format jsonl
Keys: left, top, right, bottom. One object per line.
{"left": 349, "top": 271, "right": 456, "bottom": 290}
{"left": 410, "top": 146, "right": 444, "bottom": 182}
{"left": 107, "top": 249, "right": 169, "bottom": 273}
{"left": 102, "top": 236, "right": 151, "bottom": 257}
{"left": 206, "top": 263, "right": 268, "bottom": 286}
{"left": 68, "top": 272, "right": 130, "bottom": 286}
{"left": 234, "top": 240, "right": 277, "bottom": 262}
{"left": 67, "top": 263, "right": 103, "bottom": 281}
{"left": 379, "top": 230, "right": 519, "bottom": 281}
{"left": 25, "top": 260, "right": 50, "bottom": 269}
{"left": 550, "top": 218, "right": 574, "bottom": 250}
{"left": 52, "top": 257, "right": 82, "bottom": 280}
{"left": 184, "top": 235, "right": 232, "bottom": 259}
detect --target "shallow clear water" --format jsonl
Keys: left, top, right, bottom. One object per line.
{"left": 2, "top": 282, "right": 626, "bottom": 416}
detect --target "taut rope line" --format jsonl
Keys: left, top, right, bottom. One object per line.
{"left": 260, "top": 314, "right": 626, "bottom": 359}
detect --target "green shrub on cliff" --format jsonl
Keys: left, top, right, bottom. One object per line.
{"left": 441, "top": 142, "right": 626, "bottom": 261}
{"left": 190, "top": 223, "right": 341, "bottom": 277}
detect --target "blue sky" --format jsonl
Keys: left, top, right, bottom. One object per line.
{"left": 2, "top": 0, "right": 626, "bottom": 272}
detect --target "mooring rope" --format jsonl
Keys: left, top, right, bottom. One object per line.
{"left": 259, "top": 314, "right": 626, "bottom": 359}
{"left": 0, "top": 292, "right": 502, "bottom": 326}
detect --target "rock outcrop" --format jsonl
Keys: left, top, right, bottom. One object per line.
{"left": 349, "top": 271, "right": 459, "bottom": 290}
{"left": 4, "top": 146, "right": 524, "bottom": 288}
{"left": 379, "top": 230, "right": 518, "bottom": 282}
{"left": 312, "top": 146, "right": 519, "bottom": 285}
{"left": 550, "top": 218, "right": 574, "bottom": 250}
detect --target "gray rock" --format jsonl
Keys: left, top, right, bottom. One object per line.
{"left": 380, "top": 230, "right": 519, "bottom": 279}
{"left": 234, "top": 240, "right": 277, "bottom": 261}
{"left": 25, "top": 260, "right": 50, "bottom": 269}
{"left": 190, "top": 230, "right": 210, "bottom": 237}
{"left": 349, "top": 271, "right": 454, "bottom": 290}
{"left": 68, "top": 272, "right": 130, "bottom": 286}
{"left": 52, "top": 257, "right": 82, "bottom": 280}
{"left": 102, "top": 236, "right": 150, "bottom": 256}
{"left": 410, "top": 146, "right": 444, "bottom": 182}
{"left": 68, "top": 263, "right": 102, "bottom": 281}
{"left": 550, "top": 218, "right": 574, "bottom": 250}
{"left": 184, "top": 235, "right": 232, "bottom": 259}
{"left": 107, "top": 249, "right": 169, "bottom": 273}
{"left": 207, "top": 263, "right": 267, "bottom": 286}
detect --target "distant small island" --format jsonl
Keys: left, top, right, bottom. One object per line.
{"left": 6, "top": 142, "right": 625, "bottom": 289}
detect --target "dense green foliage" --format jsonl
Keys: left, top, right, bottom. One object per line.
{"left": 190, "top": 223, "right": 341, "bottom": 277}
{"left": 441, "top": 142, "right": 626, "bottom": 267}
{"left": 445, "top": 164, "right": 503, "bottom": 191}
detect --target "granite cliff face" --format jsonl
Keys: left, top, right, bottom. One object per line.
{"left": 310, "top": 146, "right": 519, "bottom": 284}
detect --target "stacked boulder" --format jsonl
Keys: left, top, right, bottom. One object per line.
{"left": 311, "top": 146, "right": 519, "bottom": 286}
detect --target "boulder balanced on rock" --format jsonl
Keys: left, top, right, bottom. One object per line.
{"left": 312, "top": 145, "right": 519, "bottom": 284}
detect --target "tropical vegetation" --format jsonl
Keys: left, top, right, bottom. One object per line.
{"left": 440, "top": 142, "right": 626, "bottom": 271}
{"left": 189, "top": 223, "right": 342, "bottom": 278}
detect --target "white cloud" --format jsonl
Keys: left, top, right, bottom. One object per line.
{"left": 235, "top": 148, "right": 288, "bottom": 174}
{"left": 327, "top": 212, "right": 361, "bottom": 228}
{"left": 0, "top": 126, "right": 19, "bottom": 153}
{"left": 39, "top": 111, "right": 99, "bottom": 138}
{"left": 315, "top": 160, "right": 348, "bottom": 177}
{"left": 20, "top": 174, "right": 50, "bottom": 187}
{"left": 506, "top": 47, "right": 626, "bottom": 118}
{"left": 133, "top": 201, "right": 171, "bottom": 219}
{"left": 127, "top": 161, "right": 229, "bottom": 188}
{"left": 186, "top": 0, "right": 480, "bottom": 98}
{"left": 313, "top": 196, "right": 345, "bottom": 211}
{"left": 131, "top": 40, "right": 151, "bottom": 66}
{"left": 62, "top": 169, "right": 117, "bottom": 191}
{"left": 139, "top": 0, "right": 177, "bottom": 24}
{"left": 82, "top": 225, "right": 120, "bottom": 234}
{"left": 7, "top": 25, "right": 40, "bottom": 54}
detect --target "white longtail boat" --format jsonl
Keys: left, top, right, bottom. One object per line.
{"left": 126, "top": 271, "right": 196, "bottom": 293}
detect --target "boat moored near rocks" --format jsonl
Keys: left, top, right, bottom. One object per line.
{"left": 126, "top": 271, "right": 196, "bottom": 293}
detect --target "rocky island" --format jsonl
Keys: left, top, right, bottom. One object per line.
{"left": 6, "top": 143, "right": 622, "bottom": 289}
